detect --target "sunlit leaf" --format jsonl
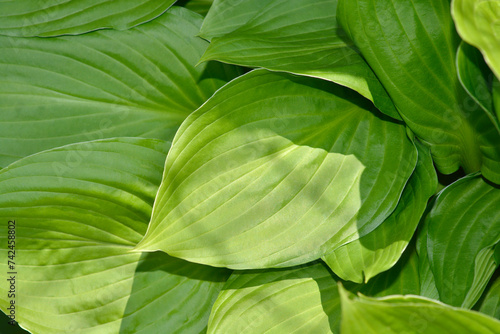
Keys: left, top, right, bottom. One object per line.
{"left": 340, "top": 287, "right": 500, "bottom": 334}
{"left": 136, "top": 69, "right": 417, "bottom": 269}
{"left": 323, "top": 141, "right": 436, "bottom": 283}
{"left": 0, "top": 138, "right": 229, "bottom": 334}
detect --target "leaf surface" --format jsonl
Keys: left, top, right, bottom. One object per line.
{"left": 0, "top": 138, "right": 229, "bottom": 334}
{"left": 323, "top": 141, "right": 436, "bottom": 283}
{"left": 0, "top": 0, "right": 176, "bottom": 37}
{"left": 340, "top": 287, "right": 500, "bottom": 334}
{"left": 452, "top": 0, "right": 500, "bottom": 79}
{"left": 338, "top": 0, "right": 500, "bottom": 183}
{"left": 0, "top": 7, "right": 239, "bottom": 168}
{"left": 426, "top": 175, "right": 500, "bottom": 308}
{"left": 136, "top": 69, "right": 417, "bottom": 269}
{"left": 478, "top": 275, "right": 500, "bottom": 320}
{"left": 207, "top": 263, "right": 341, "bottom": 334}
{"left": 200, "top": 0, "right": 400, "bottom": 120}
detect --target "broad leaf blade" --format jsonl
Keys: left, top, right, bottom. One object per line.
{"left": 0, "top": 138, "right": 229, "bottom": 334}
{"left": 136, "top": 69, "right": 417, "bottom": 269}
{"left": 338, "top": 0, "right": 500, "bottom": 183}
{"left": 340, "top": 288, "right": 500, "bottom": 334}
{"left": 323, "top": 141, "right": 436, "bottom": 283}
{"left": 456, "top": 42, "right": 500, "bottom": 133}
{"left": 200, "top": 0, "right": 401, "bottom": 120}
{"left": 452, "top": 0, "right": 500, "bottom": 80}
{"left": 0, "top": 0, "right": 177, "bottom": 37}
{"left": 179, "top": 0, "right": 214, "bottom": 16}
{"left": 207, "top": 263, "right": 341, "bottom": 334}
{"left": 0, "top": 7, "right": 240, "bottom": 168}
{"left": 426, "top": 175, "right": 500, "bottom": 308}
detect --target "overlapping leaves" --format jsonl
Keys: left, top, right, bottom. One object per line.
{"left": 1, "top": 0, "right": 500, "bottom": 333}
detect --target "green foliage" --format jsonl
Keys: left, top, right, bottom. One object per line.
{"left": 0, "top": 0, "right": 499, "bottom": 333}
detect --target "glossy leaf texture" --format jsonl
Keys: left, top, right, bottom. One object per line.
{"left": 323, "top": 141, "right": 436, "bottom": 283}
{"left": 207, "top": 263, "right": 342, "bottom": 334}
{"left": 199, "top": 0, "right": 401, "bottom": 120}
{"left": 477, "top": 275, "right": 500, "bottom": 320}
{"left": 0, "top": 138, "right": 230, "bottom": 334}
{"left": 338, "top": 0, "right": 500, "bottom": 183}
{"left": 0, "top": 0, "right": 176, "bottom": 37}
{"left": 0, "top": 7, "right": 240, "bottom": 169}
{"left": 452, "top": 0, "right": 500, "bottom": 79}
{"left": 425, "top": 175, "right": 500, "bottom": 308}
{"left": 340, "top": 288, "right": 500, "bottom": 334}
{"left": 136, "top": 69, "right": 417, "bottom": 269}
{"left": 457, "top": 42, "right": 500, "bottom": 133}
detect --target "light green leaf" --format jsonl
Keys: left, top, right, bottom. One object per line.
{"left": 199, "top": 0, "right": 268, "bottom": 41}
{"left": 452, "top": 0, "right": 500, "bottom": 80}
{"left": 358, "top": 242, "right": 421, "bottom": 297}
{"left": 338, "top": 0, "right": 500, "bottom": 183}
{"left": 0, "top": 6, "right": 240, "bottom": 169}
{"left": 323, "top": 141, "right": 436, "bottom": 283}
{"left": 0, "top": 0, "right": 177, "bottom": 37}
{"left": 179, "top": 0, "right": 214, "bottom": 16}
{"left": 207, "top": 263, "right": 341, "bottom": 334}
{"left": 200, "top": 0, "right": 401, "bottom": 120}
{"left": 457, "top": 42, "right": 500, "bottom": 133}
{"left": 0, "top": 138, "right": 230, "bottom": 334}
{"left": 340, "top": 287, "right": 500, "bottom": 334}
{"left": 477, "top": 275, "right": 500, "bottom": 320}
{"left": 135, "top": 69, "right": 417, "bottom": 269}
{"left": 426, "top": 175, "right": 500, "bottom": 308}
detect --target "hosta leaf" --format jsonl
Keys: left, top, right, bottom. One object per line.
{"left": 136, "top": 69, "right": 417, "bottom": 269}
{"left": 452, "top": 0, "right": 500, "bottom": 80}
{"left": 495, "top": 79, "right": 500, "bottom": 120}
{"left": 207, "top": 263, "right": 341, "bottom": 334}
{"left": 416, "top": 208, "right": 440, "bottom": 300}
{"left": 338, "top": 0, "right": 500, "bottom": 183}
{"left": 340, "top": 287, "right": 500, "bottom": 334}
{"left": 0, "top": 0, "right": 176, "bottom": 37}
{"left": 200, "top": 0, "right": 401, "bottom": 120}
{"left": 0, "top": 7, "right": 239, "bottom": 168}
{"left": 457, "top": 42, "right": 500, "bottom": 133}
{"left": 426, "top": 175, "right": 500, "bottom": 308}
{"left": 199, "top": 0, "right": 268, "bottom": 41}
{"left": 323, "top": 141, "right": 436, "bottom": 283}
{"left": 477, "top": 275, "right": 500, "bottom": 320}
{"left": 358, "top": 242, "right": 421, "bottom": 297}
{"left": 0, "top": 138, "right": 230, "bottom": 334}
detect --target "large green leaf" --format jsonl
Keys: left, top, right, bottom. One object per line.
{"left": 0, "top": 138, "right": 230, "bottom": 334}
{"left": 199, "top": 0, "right": 401, "bottom": 120}
{"left": 0, "top": 6, "right": 239, "bottom": 168}
{"left": 135, "top": 69, "right": 417, "bottom": 269}
{"left": 338, "top": 0, "right": 500, "bottom": 184}
{"left": 340, "top": 287, "right": 500, "bottom": 334}
{"left": 457, "top": 42, "right": 500, "bottom": 133}
{"left": 0, "top": 0, "right": 176, "bottom": 37}
{"left": 477, "top": 275, "right": 500, "bottom": 320}
{"left": 452, "top": 0, "right": 500, "bottom": 80}
{"left": 416, "top": 206, "right": 440, "bottom": 300}
{"left": 207, "top": 262, "right": 342, "bottom": 334}
{"left": 426, "top": 175, "right": 500, "bottom": 308}
{"left": 323, "top": 141, "right": 436, "bottom": 283}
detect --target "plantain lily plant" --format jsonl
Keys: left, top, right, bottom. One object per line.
{"left": 0, "top": 0, "right": 499, "bottom": 333}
